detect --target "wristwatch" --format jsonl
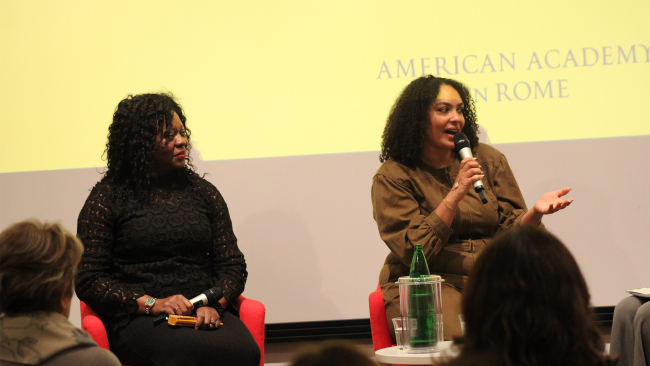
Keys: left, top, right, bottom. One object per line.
{"left": 145, "top": 297, "right": 156, "bottom": 315}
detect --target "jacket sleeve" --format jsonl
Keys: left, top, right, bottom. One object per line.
{"left": 74, "top": 183, "right": 140, "bottom": 318}
{"left": 372, "top": 172, "right": 453, "bottom": 267}
{"left": 488, "top": 153, "right": 530, "bottom": 233}
{"left": 206, "top": 184, "right": 248, "bottom": 308}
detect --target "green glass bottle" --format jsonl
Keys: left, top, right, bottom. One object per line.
{"left": 408, "top": 244, "right": 437, "bottom": 349}
{"left": 409, "top": 244, "right": 430, "bottom": 277}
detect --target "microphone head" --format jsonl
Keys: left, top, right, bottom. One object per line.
{"left": 204, "top": 286, "right": 223, "bottom": 305}
{"left": 453, "top": 132, "right": 471, "bottom": 153}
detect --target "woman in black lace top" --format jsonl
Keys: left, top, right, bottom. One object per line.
{"left": 75, "top": 93, "right": 260, "bottom": 366}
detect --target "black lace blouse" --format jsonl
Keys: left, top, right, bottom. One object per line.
{"left": 75, "top": 170, "right": 247, "bottom": 330}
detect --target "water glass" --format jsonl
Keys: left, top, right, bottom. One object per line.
{"left": 392, "top": 317, "right": 406, "bottom": 350}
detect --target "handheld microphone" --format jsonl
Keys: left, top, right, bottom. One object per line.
{"left": 153, "top": 286, "right": 223, "bottom": 326}
{"left": 189, "top": 286, "right": 223, "bottom": 308}
{"left": 453, "top": 132, "right": 488, "bottom": 204}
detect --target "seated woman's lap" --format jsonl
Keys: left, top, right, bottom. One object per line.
{"left": 109, "top": 310, "right": 260, "bottom": 366}
{"left": 440, "top": 284, "right": 462, "bottom": 340}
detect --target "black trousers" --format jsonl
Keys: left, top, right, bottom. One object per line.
{"left": 108, "top": 310, "right": 260, "bottom": 366}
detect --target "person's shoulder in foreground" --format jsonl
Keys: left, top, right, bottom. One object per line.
{"left": 39, "top": 345, "right": 121, "bottom": 366}
{"left": 0, "top": 219, "right": 122, "bottom": 366}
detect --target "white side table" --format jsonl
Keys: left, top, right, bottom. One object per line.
{"left": 374, "top": 341, "right": 455, "bottom": 365}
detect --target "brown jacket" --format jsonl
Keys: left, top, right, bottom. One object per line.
{"left": 372, "top": 143, "right": 529, "bottom": 297}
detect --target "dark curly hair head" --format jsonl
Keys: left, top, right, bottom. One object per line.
{"left": 104, "top": 93, "right": 196, "bottom": 191}
{"left": 456, "top": 226, "right": 615, "bottom": 366}
{"left": 379, "top": 75, "right": 479, "bottom": 166}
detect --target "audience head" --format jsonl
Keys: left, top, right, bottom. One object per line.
{"left": 380, "top": 75, "right": 479, "bottom": 165}
{"left": 0, "top": 219, "right": 84, "bottom": 317}
{"left": 105, "top": 92, "right": 194, "bottom": 190}
{"left": 291, "top": 340, "right": 377, "bottom": 366}
{"left": 458, "top": 226, "right": 613, "bottom": 366}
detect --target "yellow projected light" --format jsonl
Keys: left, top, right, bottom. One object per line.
{"left": 1, "top": 0, "right": 648, "bottom": 173}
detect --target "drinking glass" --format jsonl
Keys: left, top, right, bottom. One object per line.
{"left": 392, "top": 317, "right": 406, "bottom": 350}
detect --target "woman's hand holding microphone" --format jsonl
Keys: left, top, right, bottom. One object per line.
{"left": 143, "top": 294, "right": 222, "bottom": 330}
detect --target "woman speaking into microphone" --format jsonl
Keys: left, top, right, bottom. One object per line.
{"left": 75, "top": 93, "right": 259, "bottom": 366}
{"left": 371, "top": 75, "right": 573, "bottom": 340}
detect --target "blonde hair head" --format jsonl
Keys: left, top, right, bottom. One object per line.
{"left": 0, "top": 219, "right": 84, "bottom": 315}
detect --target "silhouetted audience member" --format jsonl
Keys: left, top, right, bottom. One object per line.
{"left": 610, "top": 295, "right": 650, "bottom": 366}
{"left": 0, "top": 219, "right": 121, "bottom": 366}
{"left": 291, "top": 340, "right": 378, "bottom": 366}
{"left": 437, "top": 226, "right": 615, "bottom": 366}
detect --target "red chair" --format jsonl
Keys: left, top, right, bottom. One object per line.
{"left": 369, "top": 283, "right": 395, "bottom": 351}
{"left": 80, "top": 295, "right": 266, "bottom": 366}
{"left": 236, "top": 295, "right": 266, "bottom": 365}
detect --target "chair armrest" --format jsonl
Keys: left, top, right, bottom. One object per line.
{"left": 369, "top": 284, "right": 395, "bottom": 351}
{"left": 79, "top": 303, "right": 111, "bottom": 351}
{"left": 237, "top": 295, "right": 265, "bottom": 366}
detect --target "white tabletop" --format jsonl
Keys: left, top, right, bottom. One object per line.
{"left": 374, "top": 341, "right": 456, "bottom": 365}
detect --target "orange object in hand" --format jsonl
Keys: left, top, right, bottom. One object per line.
{"left": 167, "top": 315, "right": 223, "bottom": 327}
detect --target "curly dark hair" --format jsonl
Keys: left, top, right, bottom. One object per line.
{"left": 454, "top": 226, "right": 615, "bottom": 366}
{"left": 103, "top": 93, "right": 196, "bottom": 191}
{"left": 379, "top": 75, "right": 479, "bottom": 165}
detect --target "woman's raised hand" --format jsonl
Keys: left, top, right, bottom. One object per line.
{"left": 436, "top": 157, "right": 484, "bottom": 226}
{"left": 533, "top": 187, "right": 574, "bottom": 215}
{"left": 436, "top": 157, "right": 485, "bottom": 226}
{"left": 521, "top": 187, "right": 574, "bottom": 225}
{"left": 451, "top": 157, "right": 485, "bottom": 203}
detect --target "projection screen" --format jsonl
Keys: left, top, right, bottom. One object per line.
{"left": 1, "top": 1, "right": 648, "bottom": 326}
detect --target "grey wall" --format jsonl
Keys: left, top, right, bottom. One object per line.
{"left": 1, "top": 135, "right": 648, "bottom": 327}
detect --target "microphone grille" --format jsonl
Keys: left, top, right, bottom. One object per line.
{"left": 453, "top": 132, "right": 471, "bottom": 152}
